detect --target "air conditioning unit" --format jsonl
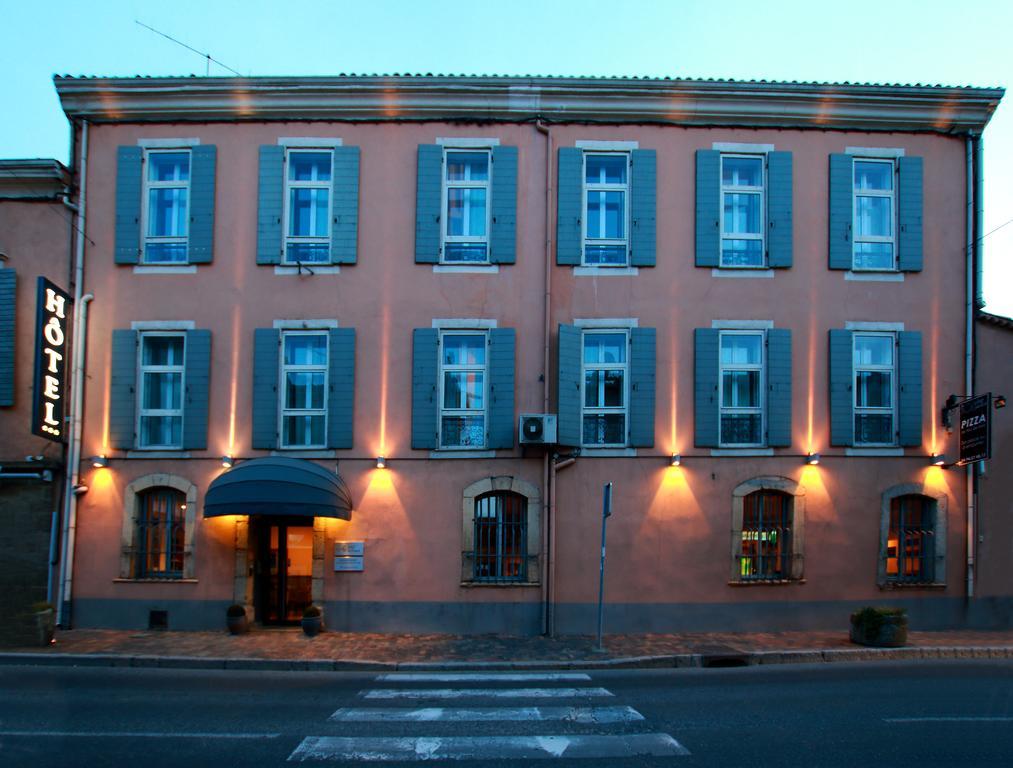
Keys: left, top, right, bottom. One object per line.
{"left": 519, "top": 414, "right": 557, "bottom": 445}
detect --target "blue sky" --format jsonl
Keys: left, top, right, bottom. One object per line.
{"left": 2, "top": 0, "right": 1010, "bottom": 314}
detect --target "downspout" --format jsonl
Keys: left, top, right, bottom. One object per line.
{"left": 57, "top": 119, "right": 89, "bottom": 627}
{"left": 964, "top": 134, "right": 975, "bottom": 599}
{"left": 549, "top": 455, "right": 576, "bottom": 637}
{"left": 535, "top": 119, "right": 553, "bottom": 635}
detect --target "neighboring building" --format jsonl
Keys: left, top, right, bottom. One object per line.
{"left": 0, "top": 159, "right": 74, "bottom": 644}
{"left": 50, "top": 74, "right": 1008, "bottom": 634}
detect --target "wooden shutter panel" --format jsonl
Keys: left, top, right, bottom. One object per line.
{"left": 252, "top": 328, "right": 280, "bottom": 449}
{"left": 556, "top": 148, "right": 583, "bottom": 265}
{"left": 489, "top": 146, "right": 518, "bottom": 265}
{"left": 630, "top": 149, "right": 657, "bottom": 267}
{"left": 330, "top": 146, "right": 360, "bottom": 265}
{"left": 109, "top": 329, "right": 138, "bottom": 449}
{"left": 766, "top": 151, "right": 793, "bottom": 268}
{"left": 114, "top": 146, "right": 143, "bottom": 265}
{"left": 188, "top": 146, "right": 216, "bottom": 264}
{"left": 766, "top": 329, "right": 792, "bottom": 447}
{"left": 897, "top": 331, "right": 923, "bottom": 446}
{"left": 695, "top": 150, "right": 720, "bottom": 268}
{"left": 694, "top": 328, "right": 720, "bottom": 447}
{"left": 0, "top": 269, "right": 16, "bottom": 406}
{"left": 411, "top": 328, "right": 438, "bottom": 449}
{"left": 629, "top": 327, "right": 656, "bottom": 447}
{"left": 327, "top": 328, "right": 355, "bottom": 448}
{"left": 182, "top": 329, "right": 211, "bottom": 449}
{"left": 556, "top": 324, "right": 582, "bottom": 446}
{"left": 487, "top": 328, "right": 516, "bottom": 449}
{"left": 256, "top": 146, "right": 284, "bottom": 265}
{"left": 898, "top": 156, "right": 924, "bottom": 272}
{"left": 828, "top": 329, "right": 854, "bottom": 446}
{"left": 415, "top": 145, "right": 442, "bottom": 264}
{"left": 828, "top": 154, "right": 853, "bottom": 270}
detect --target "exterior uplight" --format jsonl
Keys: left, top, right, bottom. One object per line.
{"left": 930, "top": 454, "right": 946, "bottom": 466}
{"left": 221, "top": 455, "right": 234, "bottom": 468}
{"left": 670, "top": 454, "right": 682, "bottom": 467}
{"left": 376, "top": 456, "right": 387, "bottom": 469}
{"left": 805, "top": 453, "right": 820, "bottom": 466}
{"left": 90, "top": 455, "right": 107, "bottom": 468}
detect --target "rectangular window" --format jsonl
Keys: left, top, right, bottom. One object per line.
{"left": 854, "top": 332, "right": 896, "bottom": 445}
{"left": 280, "top": 332, "right": 328, "bottom": 448}
{"left": 284, "top": 149, "right": 333, "bottom": 264}
{"left": 582, "top": 331, "right": 628, "bottom": 446}
{"left": 740, "top": 491, "right": 792, "bottom": 580}
{"left": 473, "top": 492, "right": 526, "bottom": 583}
{"left": 853, "top": 159, "right": 896, "bottom": 270}
{"left": 720, "top": 331, "right": 764, "bottom": 446}
{"left": 720, "top": 154, "right": 765, "bottom": 267}
{"left": 138, "top": 333, "right": 185, "bottom": 448}
{"left": 136, "top": 487, "right": 186, "bottom": 579}
{"left": 142, "top": 150, "right": 190, "bottom": 264}
{"left": 439, "top": 331, "right": 487, "bottom": 448}
{"left": 583, "top": 153, "right": 629, "bottom": 266}
{"left": 887, "top": 495, "right": 934, "bottom": 583}
{"left": 443, "top": 149, "right": 491, "bottom": 263}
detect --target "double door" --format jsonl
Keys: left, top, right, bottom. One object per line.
{"left": 254, "top": 519, "right": 313, "bottom": 625}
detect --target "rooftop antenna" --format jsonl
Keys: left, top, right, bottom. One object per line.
{"left": 135, "top": 20, "right": 243, "bottom": 77}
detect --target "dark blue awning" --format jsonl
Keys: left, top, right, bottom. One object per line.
{"left": 203, "top": 457, "right": 352, "bottom": 519}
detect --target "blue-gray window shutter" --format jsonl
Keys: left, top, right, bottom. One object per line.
{"left": 556, "top": 148, "right": 583, "bottom": 265}
{"left": 898, "top": 156, "right": 923, "bottom": 272}
{"left": 695, "top": 150, "right": 720, "bottom": 268}
{"left": 694, "top": 328, "right": 720, "bottom": 447}
{"left": 490, "top": 146, "right": 518, "bottom": 265}
{"left": 182, "top": 329, "right": 211, "bottom": 449}
{"left": 630, "top": 149, "right": 657, "bottom": 267}
{"left": 411, "top": 328, "right": 438, "bottom": 449}
{"left": 188, "top": 145, "right": 216, "bottom": 264}
{"left": 252, "top": 328, "right": 280, "bottom": 449}
{"left": 330, "top": 146, "right": 360, "bottom": 265}
{"left": 897, "top": 331, "right": 923, "bottom": 446}
{"left": 109, "top": 329, "right": 138, "bottom": 449}
{"left": 829, "top": 329, "right": 854, "bottom": 446}
{"left": 766, "top": 329, "right": 792, "bottom": 447}
{"left": 629, "top": 327, "right": 656, "bottom": 447}
{"left": 767, "top": 151, "right": 793, "bottom": 269}
{"left": 327, "top": 328, "right": 355, "bottom": 448}
{"left": 256, "top": 146, "right": 284, "bottom": 265}
{"left": 0, "top": 269, "right": 15, "bottom": 406}
{"left": 557, "top": 324, "right": 581, "bottom": 446}
{"left": 415, "top": 145, "right": 442, "bottom": 264}
{"left": 488, "top": 328, "right": 515, "bottom": 449}
{"left": 115, "top": 146, "right": 143, "bottom": 265}
{"left": 828, "top": 154, "right": 853, "bottom": 270}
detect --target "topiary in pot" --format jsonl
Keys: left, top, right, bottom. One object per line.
{"left": 850, "top": 606, "right": 908, "bottom": 647}
{"left": 301, "top": 605, "right": 323, "bottom": 637}
{"left": 226, "top": 604, "right": 249, "bottom": 635}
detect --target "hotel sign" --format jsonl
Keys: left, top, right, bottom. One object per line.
{"left": 957, "top": 393, "right": 991, "bottom": 466}
{"left": 334, "top": 541, "right": 364, "bottom": 572}
{"left": 31, "top": 277, "right": 72, "bottom": 442}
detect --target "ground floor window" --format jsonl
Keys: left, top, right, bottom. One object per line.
{"left": 730, "top": 476, "right": 806, "bottom": 583}
{"left": 879, "top": 485, "right": 945, "bottom": 587}
{"left": 473, "top": 491, "right": 526, "bottom": 582}
{"left": 135, "top": 487, "right": 186, "bottom": 578}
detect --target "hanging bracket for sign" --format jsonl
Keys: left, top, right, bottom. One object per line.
{"left": 31, "top": 277, "right": 72, "bottom": 443}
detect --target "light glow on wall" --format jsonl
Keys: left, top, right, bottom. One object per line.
{"left": 668, "top": 318, "right": 679, "bottom": 454}
{"left": 377, "top": 305, "right": 391, "bottom": 457}
{"left": 923, "top": 465, "right": 951, "bottom": 496}
{"left": 806, "top": 309, "right": 817, "bottom": 453}
{"left": 227, "top": 304, "right": 242, "bottom": 454}
{"left": 100, "top": 356, "right": 111, "bottom": 453}
{"left": 930, "top": 298, "right": 940, "bottom": 454}
{"left": 643, "top": 466, "right": 707, "bottom": 536}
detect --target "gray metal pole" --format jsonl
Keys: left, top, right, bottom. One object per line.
{"left": 595, "top": 482, "right": 612, "bottom": 652}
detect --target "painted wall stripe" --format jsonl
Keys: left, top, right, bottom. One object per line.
{"left": 362, "top": 687, "right": 614, "bottom": 700}
{"left": 329, "top": 705, "right": 644, "bottom": 723}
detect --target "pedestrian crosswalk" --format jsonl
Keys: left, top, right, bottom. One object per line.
{"left": 286, "top": 670, "right": 690, "bottom": 761}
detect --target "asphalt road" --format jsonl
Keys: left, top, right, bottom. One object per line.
{"left": 1, "top": 661, "right": 1011, "bottom": 766}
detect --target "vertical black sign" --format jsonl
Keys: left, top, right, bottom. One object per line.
{"left": 957, "top": 393, "right": 991, "bottom": 466}
{"left": 31, "top": 277, "right": 72, "bottom": 442}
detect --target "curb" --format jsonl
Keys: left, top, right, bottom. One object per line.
{"left": 1, "top": 646, "right": 1011, "bottom": 672}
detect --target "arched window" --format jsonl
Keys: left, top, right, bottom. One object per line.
{"left": 134, "top": 487, "right": 187, "bottom": 578}
{"left": 878, "top": 485, "right": 945, "bottom": 587}
{"left": 472, "top": 491, "right": 526, "bottom": 582}
{"left": 740, "top": 490, "right": 792, "bottom": 580}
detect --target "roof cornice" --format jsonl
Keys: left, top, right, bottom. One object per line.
{"left": 0, "top": 159, "right": 72, "bottom": 200}
{"left": 54, "top": 75, "right": 1004, "bottom": 134}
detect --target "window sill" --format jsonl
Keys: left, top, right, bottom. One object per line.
{"left": 433, "top": 265, "right": 500, "bottom": 274}
{"left": 728, "top": 579, "right": 806, "bottom": 586}
{"left": 460, "top": 581, "right": 541, "bottom": 588}
{"left": 271, "top": 449, "right": 337, "bottom": 459}
{"left": 845, "top": 271, "right": 904, "bottom": 282}
{"left": 429, "top": 449, "right": 496, "bottom": 459}
{"left": 133, "top": 265, "right": 197, "bottom": 274}
{"left": 878, "top": 581, "right": 946, "bottom": 590}
{"left": 125, "top": 450, "right": 192, "bottom": 459}
{"left": 711, "top": 448, "right": 774, "bottom": 457}
{"left": 846, "top": 447, "right": 904, "bottom": 457}
{"left": 274, "top": 265, "right": 341, "bottom": 275}
{"left": 573, "top": 266, "right": 639, "bottom": 276}
{"left": 113, "top": 578, "right": 198, "bottom": 584}
{"left": 579, "top": 447, "right": 637, "bottom": 457}
{"left": 711, "top": 268, "right": 774, "bottom": 278}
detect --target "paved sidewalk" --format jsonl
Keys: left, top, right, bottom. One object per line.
{"left": 2, "top": 628, "right": 1012, "bottom": 671}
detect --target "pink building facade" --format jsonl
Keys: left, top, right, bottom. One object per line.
{"left": 50, "top": 75, "right": 1008, "bottom": 633}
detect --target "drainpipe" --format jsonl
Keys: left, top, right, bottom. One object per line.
{"left": 535, "top": 119, "right": 553, "bottom": 636}
{"left": 57, "top": 120, "right": 89, "bottom": 627}
{"left": 964, "top": 135, "right": 975, "bottom": 599}
{"left": 548, "top": 455, "right": 576, "bottom": 637}
{"left": 971, "top": 135, "right": 985, "bottom": 601}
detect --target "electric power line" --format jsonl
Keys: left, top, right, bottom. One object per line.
{"left": 135, "top": 20, "right": 243, "bottom": 77}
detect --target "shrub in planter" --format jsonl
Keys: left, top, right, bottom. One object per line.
{"left": 301, "top": 605, "right": 323, "bottom": 637}
{"left": 32, "top": 602, "right": 55, "bottom": 647}
{"left": 226, "top": 604, "right": 249, "bottom": 635}
{"left": 850, "top": 606, "right": 908, "bottom": 647}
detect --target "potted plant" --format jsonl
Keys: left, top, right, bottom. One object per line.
{"left": 32, "top": 602, "right": 55, "bottom": 646}
{"left": 301, "top": 605, "right": 323, "bottom": 637}
{"left": 226, "top": 604, "right": 249, "bottom": 635}
{"left": 850, "top": 606, "right": 908, "bottom": 647}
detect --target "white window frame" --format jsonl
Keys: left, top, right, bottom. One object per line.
{"left": 719, "top": 153, "right": 766, "bottom": 268}
{"left": 438, "top": 330, "right": 489, "bottom": 449}
{"left": 279, "top": 330, "right": 329, "bottom": 449}
{"left": 582, "top": 151, "right": 631, "bottom": 267}
{"left": 137, "top": 332, "right": 186, "bottom": 450}
{"left": 580, "top": 328, "right": 630, "bottom": 447}
{"left": 282, "top": 148, "right": 334, "bottom": 265}
{"left": 853, "top": 331, "right": 897, "bottom": 446}
{"left": 441, "top": 147, "right": 493, "bottom": 264}
{"left": 140, "top": 148, "right": 191, "bottom": 265}
{"left": 852, "top": 157, "right": 897, "bottom": 272}
{"left": 719, "top": 330, "right": 766, "bottom": 448}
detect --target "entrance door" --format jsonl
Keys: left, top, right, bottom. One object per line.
{"left": 254, "top": 519, "right": 314, "bottom": 624}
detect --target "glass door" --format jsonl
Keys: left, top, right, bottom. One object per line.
{"left": 255, "top": 520, "right": 314, "bottom": 624}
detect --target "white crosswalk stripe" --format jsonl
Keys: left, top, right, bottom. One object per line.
{"left": 329, "top": 705, "right": 646, "bottom": 723}
{"left": 376, "top": 672, "right": 591, "bottom": 682}
{"left": 362, "top": 686, "right": 613, "bottom": 700}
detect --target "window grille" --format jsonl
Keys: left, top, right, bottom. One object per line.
{"left": 887, "top": 494, "right": 934, "bottom": 583}
{"left": 740, "top": 490, "right": 792, "bottom": 580}
{"left": 135, "top": 487, "right": 186, "bottom": 578}
{"left": 472, "top": 491, "right": 526, "bottom": 583}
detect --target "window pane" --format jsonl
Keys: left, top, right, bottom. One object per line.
{"left": 143, "top": 372, "right": 182, "bottom": 409}
{"left": 722, "top": 370, "right": 759, "bottom": 408}
{"left": 722, "top": 156, "right": 762, "bottom": 187}
{"left": 603, "top": 369, "right": 624, "bottom": 407}
{"left": 584, "top": 370, "right": 599, "bottom": 407}
{"left": 856, "top": 371, "right": 892, "bottom": 408}
{"left": 585, "top": 155, "right": 626, "bottom": 184}
{"left": 583, "top": 245, "right": 627, "bottom": 265}
{"left": 143, "top": 337, "right": 184, "bottom": 366}
{"left": 723, "top": 193, "right": 761, "bottom": 235}
{"left": 721, "top": 335, "right": 761, "bottom": 365}
{"left": 856, "top": 413, "right": 893, "bottom": 443}
{"left": 854, "top": 336, "right": 893, "bottom": 366}
{"left": 148, "top": 153, "right": 190, "bottom": 182}
{"left": 283, "top": 415, "right": 325, "bottom": 446}
{"left": 289, "top": 188, "right": 329, "bottom": 237}
{"left": 286, "top": 371, "right": 325, "bottom": 409}
{"left": 284, "top": 335, "right": 327, "bottom": 366}
{"left": 285, "top": 244, "right": 330, "bottom": 263}
{"left": 582, "top": 413, "right": 625, "bottom": 445}
{"left": 140, "top": 415, "right": 182, "bottom": 447}
{"left": 148, "top": 188, "right": 189, "bottom": 237}
{"left": 854, "top": 161, "right": 892, "bottom": 191}
{"left": 740, "top": 491, "right": 791, "bottom": 579}
{"left": 443, "top": 371, "right": 484, "bottom": 409}
{"left": 144, "top": 243, "right": 188, "bottom": 263}
{"left": 583, "top": 333, "right": 626, "bottom": 364}
{"left": 446, "top": 188, "right": 487, "bottom": 237}
{"left": 289, "top": 152, "right": 331, "bottom": 182}
{"left": 443, "top": 243, "right": 488, "bottom": 262}
{"left": 854, "top": 242, "right": 893, "bottom": 270}
{"left": 443, "top": 335, "right": 485, "bottom": 366}
{"left": 441, "top": 415, "right": 484, "bottom": 447}
{"left": 586, "top": 191, "right": 625, "bottom": 239}
{"left": 446, "top": 152, "right": 488, "bottom": 182}
{"left": 722, "top": 413, "right": 762, "bottom": 444}
{"left": 721, "top": 239, "right": 764, "bottom": 267}
{"left": 855, "top": 195, "right": 892, "bottom": 237}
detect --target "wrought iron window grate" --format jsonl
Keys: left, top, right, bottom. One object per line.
{"left": 135, "top": 487, "right": 185, "bottom": 579}
{"left": 471, "top": 491, "right": 526, "bottom": 583}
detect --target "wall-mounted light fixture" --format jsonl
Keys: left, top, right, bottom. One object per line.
{"left": 72, "top": 484, "right": 89, "bottom": 495}
{"left": 930, "top": 454, "right": 947, "bottom": 467}
{"left": 996, "top": 394, "right": 1007, "bottom": 410}
{"left": 90, "top": 455, "right": 107, "bottom": 468}
{"left": 805, "top": 453, "right": 820, "bottom": 466}
{"left": 670, "top": 454, "right": 682, "bottom": 467}
{"left": 375, "top": 456, "right": 387, "bottom": 469}
{"left": 220, "top": 456, "right": 234, "bottom": 469}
